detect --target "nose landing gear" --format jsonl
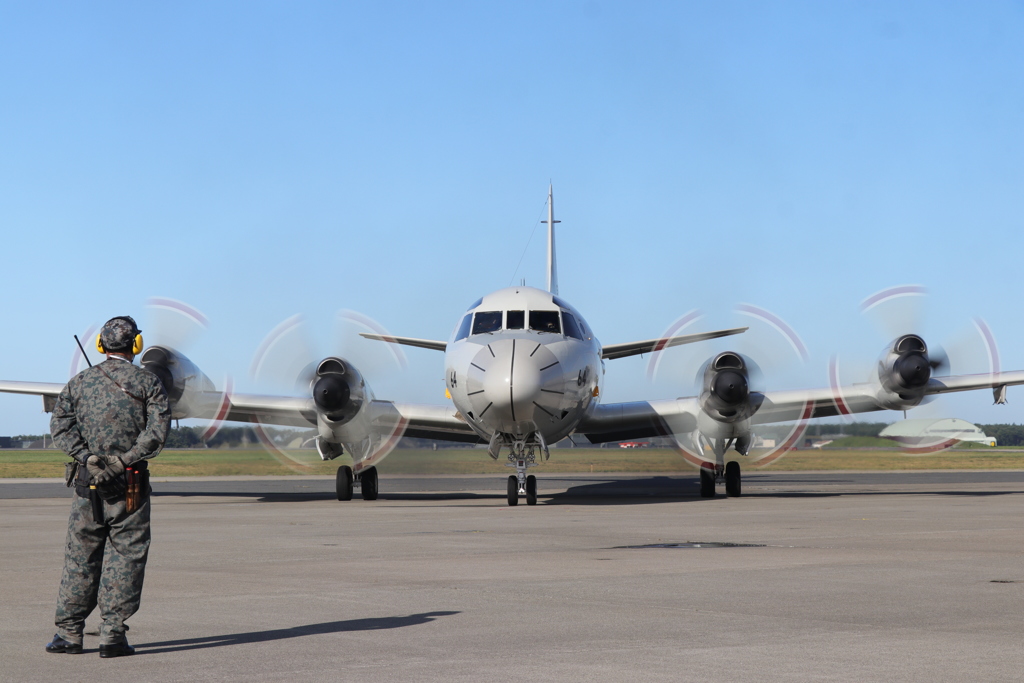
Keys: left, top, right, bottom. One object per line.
{"left": 505, "top": 437, "right": 544, "bottom": 506}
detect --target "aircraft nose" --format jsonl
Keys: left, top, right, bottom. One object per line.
{"left": 465, "top": 339, "right": 565, "bottom": 435}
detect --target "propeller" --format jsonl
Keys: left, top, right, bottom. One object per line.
{"left": 248, "top": 310, "right": 409, "bottom": 473}
{"left": 831, "top": 284, "right": 1000, "bottom": 453}
{"left": 647, "top": 303, "right": 811, "bottom": 468}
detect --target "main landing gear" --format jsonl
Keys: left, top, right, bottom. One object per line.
{"left": 699, "top": 461, "right": 743, "bottom": 498}
{"left": 335, "top": 465, "right": 378, "bottom": 501}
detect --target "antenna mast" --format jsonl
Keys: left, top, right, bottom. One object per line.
{"left": 542, "top": 183, "right": 560, "bottom": 295}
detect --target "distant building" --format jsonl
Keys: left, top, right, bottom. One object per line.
{"left": 879, "top": 418, "right": 996, "bottom": 449}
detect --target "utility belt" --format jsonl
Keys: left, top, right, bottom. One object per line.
{"left": 67, "top": 459, "right": 150, "bottom": 514}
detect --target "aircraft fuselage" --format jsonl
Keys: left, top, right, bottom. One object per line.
{"left": 444, "top": 286, "right": 601, "bottom": 448}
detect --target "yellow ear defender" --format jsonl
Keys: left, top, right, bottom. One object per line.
{"left": 96, "top": 333, "right": 143, "bottom": 355}
{"left": 96, "top": 316, "right": 144, "bottom": 355}
{"left": 98, "top": 333, "right": 145, "bottom": 356}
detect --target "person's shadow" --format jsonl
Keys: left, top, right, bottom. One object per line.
{"left": 136, "top": 611, "right": 459, "bottom": 654}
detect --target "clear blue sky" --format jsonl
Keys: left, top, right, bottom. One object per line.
{"left": 1, "top": 1, "right": 1023, "bottom": 434}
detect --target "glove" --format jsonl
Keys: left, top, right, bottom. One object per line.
{"left": 86, "top": 455, "right": 127, "bottom": 498}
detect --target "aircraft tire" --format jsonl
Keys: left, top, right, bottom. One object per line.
{"left": 699, "top": 465, "right": 716, "bottom": 499}
{"left": 361, "top": 467, "right": 379, "bottom": 501}
{"left": 507, "top": 475, "right": 519, "bottom": 506}
{"left": 725, "top": 461, "right": 741, "bottom": 498}
{"left": 336, "top": 465, "right": 353, "bottom": 501}
{"left": 526, "top": 475, "right": 537, "bottom": 506}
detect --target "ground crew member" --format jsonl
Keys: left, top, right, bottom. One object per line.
{"left": 45, "top": 316, "right": 171, "bottom": 658}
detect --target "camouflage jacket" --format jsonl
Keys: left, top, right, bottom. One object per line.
{"left": 50, "top": 357, "right": 171, "bottom": 466}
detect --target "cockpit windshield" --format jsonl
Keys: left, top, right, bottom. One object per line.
{"left": 472, "top": 311, "right": 502, "bottom": 335}
{"left": 562, "top": 311, "right": 583, "bottom": 340}
{"left": 529, "top": 310, "right": 561, "bottom": 334}
{"left": 454, "top": 314, "right": 472, "bottom": 341}
{"left": 506, "top": 310, "right": 524, "bottom": 329}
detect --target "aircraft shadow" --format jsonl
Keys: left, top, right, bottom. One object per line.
{"left": 135, "top": 611, "right": 460, "bottom": 654}
{"left": 542, "top": 476, "right": 703, "bottom": 505}
{"left": 151, "top": 490, "right": 501, "bottom": 503}
{"left": 148, "top": 478, "right": 1024, "bottom": 505}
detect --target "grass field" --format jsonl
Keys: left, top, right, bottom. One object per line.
{"left": 3, "top": 446, "right": 1024, "bottom": 478}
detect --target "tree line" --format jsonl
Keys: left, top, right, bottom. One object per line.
{"left": 9, "top": 422, "right": 1024, "bottom": 448}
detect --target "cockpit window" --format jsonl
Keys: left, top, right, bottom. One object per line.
{"left": 506, "top": 310, "right": 525, "bottom": 329}
{"left": 454, "top": 314, "right": 472, "bottom": 341}
{"left": 472, "top": 311, "right": 502, "bottom": 335}
{"left": 562, "top": 311, "right": 583, "bottom": 340}
{"left": 529, "top": 310, "right": 561, "bottom": 334}
{"left": 467, "top": 298, "right": 483, "bottom": 311}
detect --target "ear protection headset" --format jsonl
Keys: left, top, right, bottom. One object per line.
{"left": 96, "top": 316, "right": 144, "bottom": 355}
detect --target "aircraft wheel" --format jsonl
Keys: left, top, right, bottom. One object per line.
{"left": 361, "top": 466, "right": 378, "bottom": 501}
{"left": 725, "top": 461, "right": 741, "bottom": 498}
{"left": 699, "top": 465, "right": 716, "bottom": 499}
{"left": 507, "top": 475, "right": 519, "bottom": 506}
{"left": 336, "top": 465, "right": 353, "bottom": 501}
{"left": 526, "top": 475, "right": 537, "bottom": 506}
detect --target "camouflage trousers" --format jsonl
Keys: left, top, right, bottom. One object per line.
{"left": 55, "top": 491, "right": 151, "bottom": 645}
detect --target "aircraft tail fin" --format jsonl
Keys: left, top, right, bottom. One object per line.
{"left": 542, "top": 183, "right": 560, "bottom": 295}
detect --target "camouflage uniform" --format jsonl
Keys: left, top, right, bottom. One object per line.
{"left": 49, "top": 333, "right": 170, "bottom": 647}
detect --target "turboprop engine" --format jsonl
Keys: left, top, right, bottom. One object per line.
{"left": 139, "top": 346, "right": 224, "bottom": 420}
{"left": 874, "top": 334, "right": 940, "bottom": 410}
{"left": 311, "top": 357, "right": 366, "bottom": 424}
{"left": 309, "top": 357, "right": 376, "bottom": 461}
{"left": 694, "top": 352, "right": 763, "bottom": 457}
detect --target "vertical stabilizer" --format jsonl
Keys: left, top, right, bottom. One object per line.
{"left": 542, "top": 183, "right": 560, "bottom": 295}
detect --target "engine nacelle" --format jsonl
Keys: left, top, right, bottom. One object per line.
{"left": 139, "top": 346, "right": 221, "bottom": 420}
{"left": 698, "top": 352, "right": 758, "bottom": 424}
{"left": 311, "top": 357, "right": 366, "bottom": 425}
{"left": 691, "top": 351, "right": 766, "bottom": 459}
{"left": 874, "top": 334, "right": 933, "bottom": 410}
{"left": 312, "top": 357, "right": 388, "bottom": 463}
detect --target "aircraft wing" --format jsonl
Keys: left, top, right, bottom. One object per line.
{"left": 578, "top": 370, "right": 1024, "bottom": 443}
{"left": 0, "top": 381, "right": 483, "bottom": 444}
{"left": 359, "top": 334, "right": 447, "bottom": 352}
{"left": 600, "top": 327, "right": 748, "bottom": 360}
{"left": 0, "top": 380, "right": 65, "bottom": 412}
{"left": 223, "top": 393, "right": 483, "bottom": 443}
{"left": 0, "top": 380, "right": 65, "bottom": 398}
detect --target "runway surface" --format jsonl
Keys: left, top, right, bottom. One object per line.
{"left": 2, "top": 470, "right": 1023, "bottom": 681}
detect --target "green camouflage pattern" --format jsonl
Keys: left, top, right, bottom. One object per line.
{"left": 50, "top": 357, "right": 171, "bottom": 467}
{"left": 49, "top": 356, "right": 169, "bottom": 645}
{"left": 99, "top": 316, "right": 139, "bottom": 352}
{"left": 55, "top": 493, "right": 151, "bottom": 645}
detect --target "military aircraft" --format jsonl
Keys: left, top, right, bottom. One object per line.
{"left": 3, "top": 186, "right": 1023, "bottom": 505}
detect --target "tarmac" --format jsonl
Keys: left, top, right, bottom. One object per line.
{"left": 2, "top": 471, "right": 1023, "bottom": 682}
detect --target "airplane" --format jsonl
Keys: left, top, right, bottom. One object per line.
{"left": 3, "top": 185, "right": 1024, "bottom": 506}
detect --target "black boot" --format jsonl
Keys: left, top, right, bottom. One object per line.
{"left": 45, "top": 634, "right": 83, "bottom": 654}
{"left": 98, "top": 639, "right": 135, "bottom": 658}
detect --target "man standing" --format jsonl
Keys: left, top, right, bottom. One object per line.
{"left": 45, "top": 316, "right": 171, "bottom": 658}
